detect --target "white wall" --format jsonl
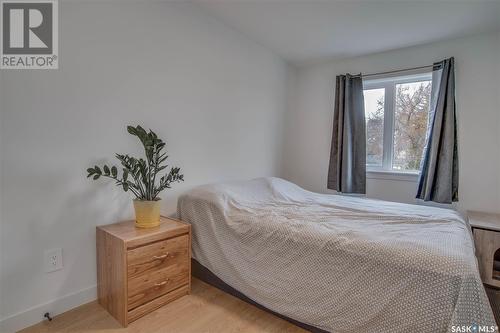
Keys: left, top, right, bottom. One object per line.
{"left": 0, "top": 2, "right": 289, "bottom": 331}
{"left": 282, "top": 31, "right": 500, "bottom": 212}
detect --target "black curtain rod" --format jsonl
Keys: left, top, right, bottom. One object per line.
{"left": 352, "top": 64, "right": 435, "bottom": 78}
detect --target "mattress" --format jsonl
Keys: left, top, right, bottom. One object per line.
{"left": 177, "top": 177, "right": 496, "bottom": 333}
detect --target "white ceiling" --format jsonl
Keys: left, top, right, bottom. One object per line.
{"left": 195, "top": 0, "right": 500, "bottom": 65}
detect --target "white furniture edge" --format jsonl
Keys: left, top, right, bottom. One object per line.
{"left": 0, "top": 284, "right": 97, "bottom": 333}
{"left": 468, "top": 211, "right": 500, "bottom": 232}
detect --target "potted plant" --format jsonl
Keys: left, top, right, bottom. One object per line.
{"left": 87, "top": 125, "right": 184, "bottom": 228}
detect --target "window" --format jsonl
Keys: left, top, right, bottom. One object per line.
{"left": 363, "top": 73, "right": 432, "bottom": 174}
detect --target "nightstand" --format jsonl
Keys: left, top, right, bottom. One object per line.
{"left": 96, "top": 216, "right": 191, "bottom": 326}
{"left": 468, "top": 211, "right": 500, "bottom": 288}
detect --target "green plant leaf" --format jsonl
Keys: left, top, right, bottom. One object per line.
{"left": 127, "top": 126, "right": 137, "bottom": 136}
{"left": 87, "top": 125, "right": 184, "bottom": 200}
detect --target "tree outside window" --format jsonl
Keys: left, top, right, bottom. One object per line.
{"left": 364, "top": 73, "right": 432, "bottom": 173}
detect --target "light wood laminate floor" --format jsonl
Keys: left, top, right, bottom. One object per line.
{"left": 19, "top": 278, "right": 307, "bottom": 333}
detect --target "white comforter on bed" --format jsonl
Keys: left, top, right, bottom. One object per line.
{"left": 178, "top": 177, "right": 496, "bottom": 333}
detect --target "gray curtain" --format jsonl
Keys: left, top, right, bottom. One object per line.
{"left": 327, "top": 74, "right": 366, "bottom": 194}
{"left": 416, "top": 57, "right": 458, "bottom": 203}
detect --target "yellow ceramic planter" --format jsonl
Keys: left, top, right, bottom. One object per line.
{"left": 133, "top": 199, "right": 161, "bottom": 228}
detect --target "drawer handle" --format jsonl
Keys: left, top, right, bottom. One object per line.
{"left": 154, "top": 279, "right": 169, "bottom": 287}
{"left": 152, "top": 253, "right": 169, "bottom": 260}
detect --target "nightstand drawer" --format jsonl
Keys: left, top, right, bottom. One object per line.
{"left": 473, "top": 228, "right": 500, "bottom": 288}
{"left": 127, "top": 234, "right": 189, "bottom": 278}
{"left": 127, "top": 260, "right": 189, "bottom": 310}
{"left": 469, "top": 211, "right": 500, "bottom": 288}
{"left": 127, "top": 284, "right": 190, "bottom": 323}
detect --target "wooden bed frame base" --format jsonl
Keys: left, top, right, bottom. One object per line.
{"left": 191, "top": 259, "right": 328, "bottom": 333}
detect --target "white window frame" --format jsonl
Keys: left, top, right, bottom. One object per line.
{"left": 363, "top": 71, "right": 432, "bottom": 181}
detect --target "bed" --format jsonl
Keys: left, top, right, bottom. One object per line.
{"left": 177, "top": 177, "right": 496, "bottom": 333}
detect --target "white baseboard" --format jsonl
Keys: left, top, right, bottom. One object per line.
{"left": 0, "top": 285, "right": 97, "bottom": 333}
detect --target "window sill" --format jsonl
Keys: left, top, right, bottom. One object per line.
{"left": 367, "top": 170, "right": 419, "bottom": 182}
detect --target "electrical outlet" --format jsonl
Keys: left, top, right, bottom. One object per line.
{"left": 44, "top": 248, "right": 63, "bottom": 273}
